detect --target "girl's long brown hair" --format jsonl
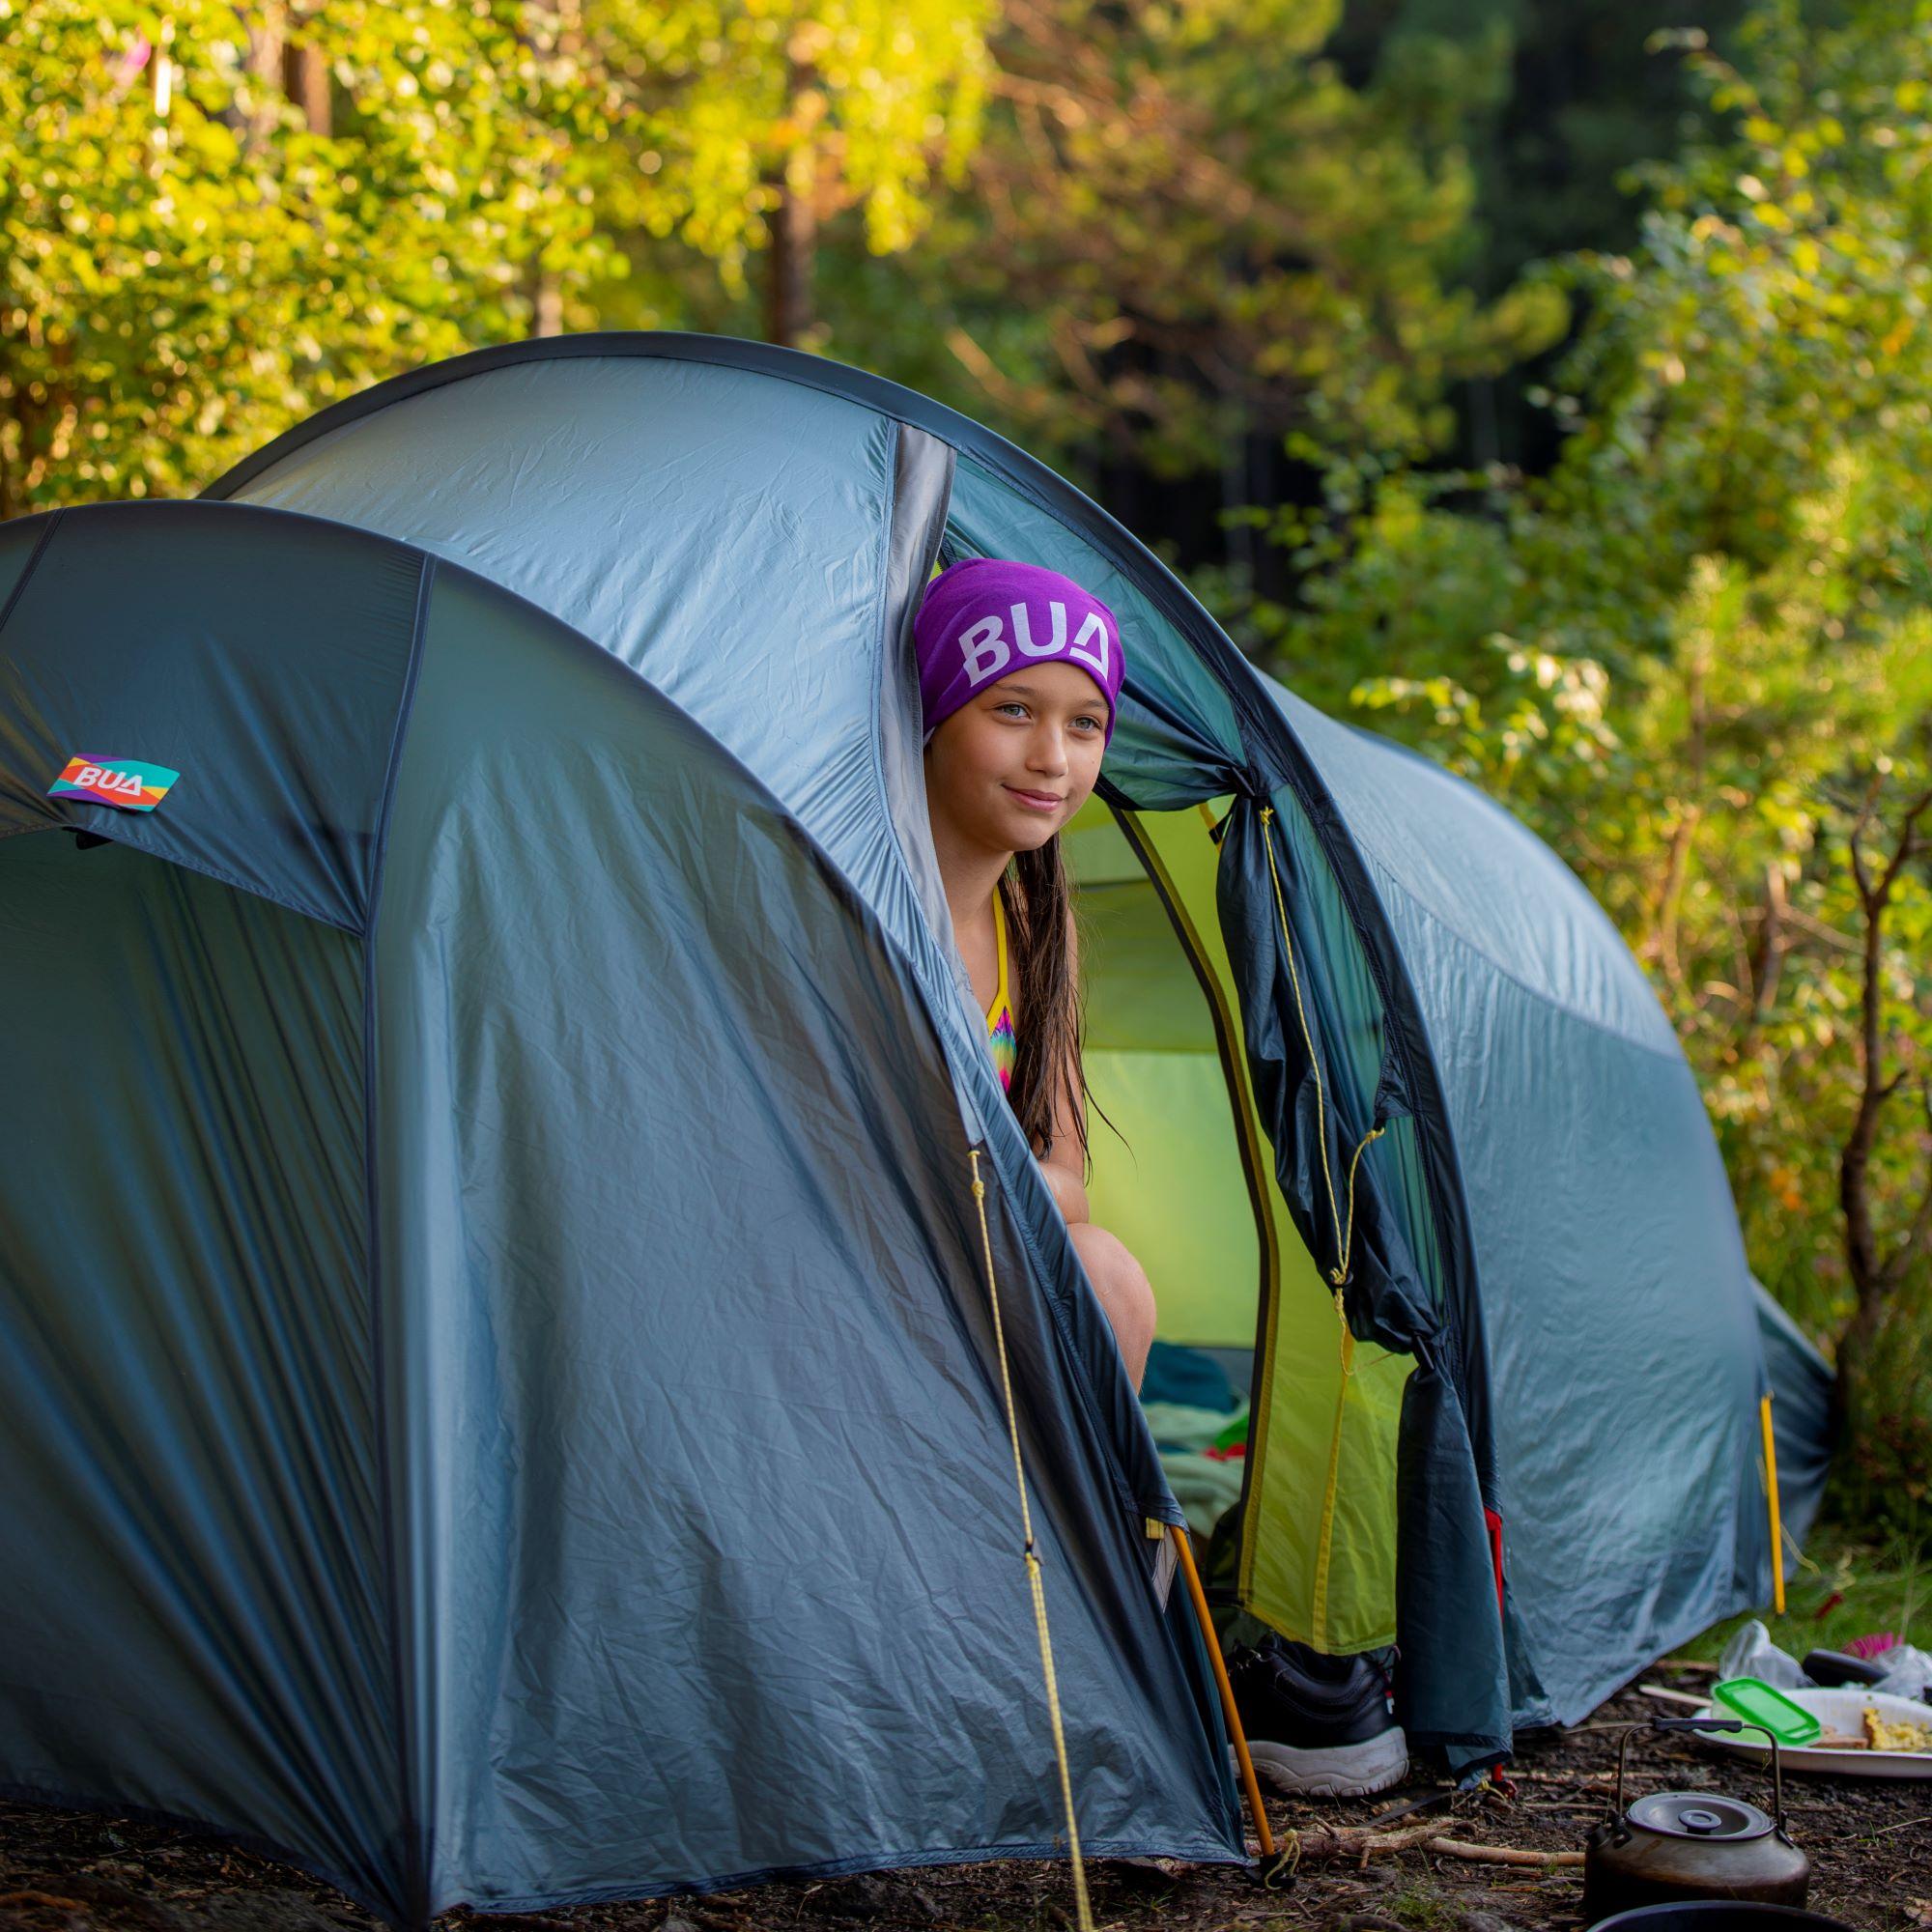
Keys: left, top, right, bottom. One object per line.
{"left": 1000, "top": 834, "right": 1089, "bottom": 1168}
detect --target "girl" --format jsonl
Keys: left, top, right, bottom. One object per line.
{"left": 914, "top": 556, "right": 1157, "bottom": 1388}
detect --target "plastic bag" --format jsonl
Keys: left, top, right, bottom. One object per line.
{"left": 1718, "top": 1619, "right": 1810, "bottom": 1689}
{"left": 1869, "top": 1642, "right": 1932, "bottom": 1706}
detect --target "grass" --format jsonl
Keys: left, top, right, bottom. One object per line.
{"left": 1385, "top": 1887, "right": 1466, "bottom": 1931}
{"left": 1673, "top": 1523, "right": 1927, "bottom": 1666}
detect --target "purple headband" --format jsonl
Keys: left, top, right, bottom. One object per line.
{"left": 914, "top": 557, "right": 1124, "bottom": 746}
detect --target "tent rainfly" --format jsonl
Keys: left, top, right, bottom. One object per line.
{"left": 0, "top": 333, "right": 1831, "bottom": 1928}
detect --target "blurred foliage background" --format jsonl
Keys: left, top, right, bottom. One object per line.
{"left": 3, "top": 0, "right": 1928, "bottom": 1533}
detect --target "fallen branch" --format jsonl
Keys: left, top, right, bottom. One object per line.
{"left": 1863, "top": 1813, "right": 1932, "bottom": 1839}
{"left": 1426, "top": 1837, "right": 1585, "bottom": 1869}
{"left": 1637, "top": 1683, "right": 1708, "bottom": 1709}
{"left": 1284, "top": 1819, "right": 1584, "bottom": 1871}
{"left": 1291, "top": 1819, "right": 1444, "bottom": 1862}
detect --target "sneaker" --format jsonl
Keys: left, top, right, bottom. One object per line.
{"left": 1227, "top": 1635, "right": 1408, "bottom": 1799}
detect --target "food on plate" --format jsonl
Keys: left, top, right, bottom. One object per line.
{"left": 1861, "top": 1706, "right": 1932, "bottom": 1753}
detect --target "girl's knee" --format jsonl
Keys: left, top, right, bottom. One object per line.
{"left": 1071, "top": 1223, "right": 1156, "bottom": 1387}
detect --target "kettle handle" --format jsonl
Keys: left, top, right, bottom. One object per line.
{"left": 1611, "top": 1715, "right": 1786, "bottom": 1829}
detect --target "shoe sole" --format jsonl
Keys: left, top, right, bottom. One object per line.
{"left": 1241, "top": 1726, "right": 1409, "bottom": 1800}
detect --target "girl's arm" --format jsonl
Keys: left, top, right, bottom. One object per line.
{"left": 1037, "top": 908, "right": 1092, "bottom": 1225}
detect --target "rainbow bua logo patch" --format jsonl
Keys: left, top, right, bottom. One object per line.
{"left": 48, "top": 755, "right": 181, "bottom": 813}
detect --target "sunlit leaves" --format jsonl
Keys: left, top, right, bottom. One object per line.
{"left": 0, "top": 0, "right": 630, "bottom": 513}
{"left": 1227, "top": 2, "right": 1932, "bottom": 1430}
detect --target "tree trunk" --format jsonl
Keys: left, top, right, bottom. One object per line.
{"left": 763, "top": 179, "right": 816, "bottom": 348}
{"left": 531, "top": 274, "right": 565, "bottom": 338}
{"left": 1832, "top": 786, "right": 1932, "bottom": 1442}
{"left": 247, "top": 6, "right": 287, "bottom": 150}
{"left": 523, "top": 0, "right": 576, "bottom": 340}
{"left": 284, "top": 42, "right": 331, "bottom": 136}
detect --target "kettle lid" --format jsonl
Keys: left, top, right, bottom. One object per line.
{"left": 1628, "top": 1791, "right": 1775, "bottom": 1841}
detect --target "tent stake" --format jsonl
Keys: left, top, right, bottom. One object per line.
{"left": 1168, "top": 1522, "right": 1274, "bottom": 1859}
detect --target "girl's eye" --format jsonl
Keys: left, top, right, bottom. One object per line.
{"left": 996, "top": 700, "right": 1029, "bottom": 719}
{"left": 1073, "top": 715, "right": 1103, "bottom": 733}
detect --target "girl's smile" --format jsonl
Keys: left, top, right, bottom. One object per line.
{"left": 1005, "top": 784, "right": 1065, "bottom": 812}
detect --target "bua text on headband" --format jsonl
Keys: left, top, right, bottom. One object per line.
{"left": 913, "top": 557, "right": 1125, "bottom": 747}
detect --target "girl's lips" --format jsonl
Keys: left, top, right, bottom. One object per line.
{"left": 1004, "top": 784, "right": 1065, "bottom": 811}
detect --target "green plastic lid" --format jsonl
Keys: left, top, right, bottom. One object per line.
{"left": 1712, "top": 1675, "right": 1823, "bottom": 1746}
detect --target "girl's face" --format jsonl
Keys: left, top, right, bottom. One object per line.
{"left": 924, "top": 659, "right": 1110, "bottom": 856}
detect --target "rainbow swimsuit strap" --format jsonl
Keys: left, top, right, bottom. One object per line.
{"left": 986, "top": 889, "right": 1016, "bottom": 1093}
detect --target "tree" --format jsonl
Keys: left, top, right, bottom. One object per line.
{"left": 0, "top": 1, "right": 638, "bottom": 516}
{"left": 1225, "top": 0, "right": 1932, "bottom": 1518}
{"left": 590, "top": 0, "right": 993, "bottom": 347}
{"left": 727, "top": 0, "right": 1568, "bottom": 564}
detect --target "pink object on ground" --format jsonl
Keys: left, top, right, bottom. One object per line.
{"left": 1844, "top": 1632, "right": 1902, "bottom": 1659}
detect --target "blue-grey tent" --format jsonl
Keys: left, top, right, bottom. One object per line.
{"left": 0, "top": 333, "right": 1830, "bottom": 1927}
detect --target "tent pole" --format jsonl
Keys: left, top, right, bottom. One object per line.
{"left": 1759, "top": 1392, "right": 1785, "bottom": 1615}
{"left": 1168, "top": 1522, "right": 1274, "bottom": 1859}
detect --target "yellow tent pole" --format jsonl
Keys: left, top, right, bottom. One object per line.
{"left": 1168, "top": 1523, "right": 1274, "bottom": 1859}
{"left": 1760, "top": 1392, "right": 1785, "bottom": 1615}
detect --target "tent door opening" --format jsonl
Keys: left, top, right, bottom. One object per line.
{"left": 1066, "top": 797, "right": 1278, "bottom": 1365}
{"left": 1065, "top": 794, "right": 1408, "bottom": 1655}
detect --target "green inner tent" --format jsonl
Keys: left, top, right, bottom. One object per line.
{"left": 1065, "top": 797, "right": 1410, "bottom": 1656}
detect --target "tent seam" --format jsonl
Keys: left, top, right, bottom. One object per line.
{"left": 0, "top": 506, "right": 64, "bottom": 635}
{"left": 361, "top": 551, "right": 438, "bottom": 1929}
{"left": 457, "top": 1834, "right": 1247, "bottom": 1917}
{"left": 0, "top": 820, "right": 363, "bottom": 933}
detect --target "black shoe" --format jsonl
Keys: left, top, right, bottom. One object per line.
{"left": 1227, "top": 1636, "right": 1408, "bottom": 1798}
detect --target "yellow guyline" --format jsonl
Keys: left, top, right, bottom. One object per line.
{"left": 968, "top": 1149, "right": 1094, "bottom": 1932}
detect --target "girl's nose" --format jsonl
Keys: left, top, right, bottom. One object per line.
{"left": 1029, "top": 728, "right": 1069, "bottom": 776}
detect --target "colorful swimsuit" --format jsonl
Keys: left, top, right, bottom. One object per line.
{"left": 985, "top": 889, "right": 1016, "bottom": 1093}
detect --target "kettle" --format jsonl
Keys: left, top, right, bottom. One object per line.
{"left": 1582, "top": 1716, "right": 1810, "bottom": 1919}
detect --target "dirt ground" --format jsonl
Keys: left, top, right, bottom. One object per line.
{"left": 1, "top": 1662, "right": 1926, "bottom": 1932}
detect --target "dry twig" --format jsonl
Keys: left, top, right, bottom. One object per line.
{"left": 1427, "top": 1838, "right": 1586, "bottom": 1869}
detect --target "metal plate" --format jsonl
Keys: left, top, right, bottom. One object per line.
{"left": 1692, "top": 1690, "right": 1932, "bottom": 1780}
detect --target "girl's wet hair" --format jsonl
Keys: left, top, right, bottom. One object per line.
{"left": 1000, "top": 837, "right": 1089, "bottom": 1167}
